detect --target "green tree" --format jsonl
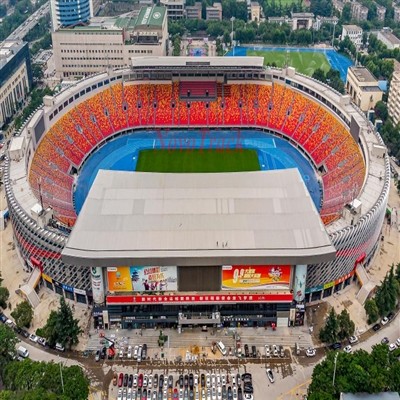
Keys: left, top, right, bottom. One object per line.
{"left": 319, "top": 308, "right": 339, "bottom": 343}
{"left": 0, "top": 324, "right": 18, "bottom": 371}
{"left": 374, "top": 100, "right": 388, "bottom": 122}
{"left": 337, "top": 309, "right": 355, "bottom": 340}
{"left": 41, "top": 298, "right": 82, "bottom": 349}
{"left": 11, "top": 301, "right": 34, "bottom": 329}
{"left": 0, "top": 286, "right": 10, "bottom": 309}
{"left": 341, "top": 3, "right": 351, "bottom": 23}
{"left": 364, "top": 298, "right": 379, "bottom": 324}
{"left": 312, "top": 68, "right": 327, "bottom": 83}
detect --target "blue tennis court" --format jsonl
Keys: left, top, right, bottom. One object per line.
{"left": 226, "top": 46, "right": 353, "bottom": 81}
{"left": 74, "top": 130, "right": 322, "bottom": 214}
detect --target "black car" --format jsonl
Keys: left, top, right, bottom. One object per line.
{"left": 251, "top": 345, "right": 257, "bottom": 358}
{"left": 153, "top": 373, "right": 158, "bottom": 389}
{"left": 387, "top": 312, "right": 394, "bottom": 321}
{"left": 123, "top": 373, "right": 129, "bottom": 387}
{"left": 157, "top": 389, "right": 162, "bottom": 400}
{"left": 189, "top": 390, "right": 194, "bottom": 400}
{"left": 330, "top": 342, "right": 342, "bottom": 350}
{"left": 128, "top": 374, "right": 133, "bottom": 388}
{"left": 237, "top": 387, "right": 243, "bottom": 400}
{"left": 168, "top": 375, "right": 173, "bottom": 388}
{"left": 381, "top": 337, "right": 390, "bottom": 344}
{"left": 244, "top": 344, "right": 249, "bottom": 357}
{"left": 241, "top": 373, "right": 252, "bottom": 383}
{"left": 373, "top": 323, "right": 381, "bottom": 331}
{"left": 101, "top": 347, "right": 107, "bottom": 359}
{"left": 13, "top": 326, "right": 22, "bottom": 335}
{"left": 227, "top": 386, "right": 233, "bottom": 400}
{"left": 142, "top": 343, "right": 147, "bottom": 360}
{"left": 200, "top": 374, "right": 205, "bottom": 388}
{"left": 0, "top": 313, "right": 7, "bottom": 323}
{"left": 189, "top": 373, "right": 194, "bottom": 388}
{"left": 21, "top": 329, "right": 29, "bottom": 338}
{"left": 179, "top": 375, "right": 184, "bottom": 388}
{"left": 243, "top": 384, "right": 253, "bottom": 394}
{"left": 138, "top": 388, "right": 142, "bottom": 398}
{"left": 159, "top": 375, "right": 164, "bottom": 389}
{"left": 222, "top": 385, "right": 227, "bottom": 398}
{"left": 184, "top": 374, "right": 189, "bottom": 387}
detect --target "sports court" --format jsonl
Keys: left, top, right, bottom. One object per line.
{"left": 73, "top": 130, "right": 322, "bottom": 214}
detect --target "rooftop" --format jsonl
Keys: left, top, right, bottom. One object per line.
{"left": 62, "top": 169, "right": 336, "bottom": 267}
{"left": 343, "top": 24, "right": 363, "bottom": 31}
{"left": 0, "top": 40, "right": 26, "bottom": 70}
{"left": 135, "top": 6, "right": 166, "bottom": 28}
{"left": 349, "top": 66, "right": 378, "bottom": 83}
{"left": 379, "top": 30, "right": 400, "bottom": 45}
{"left": 340, "top": 393, "right": 400, "bottom": 400}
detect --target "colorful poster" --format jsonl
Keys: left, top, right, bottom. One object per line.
{"left": 107, "top": 266, "right": 178, "bottom": 292}
{"left": 221, "top": 265, "right": 291, "bottom": 290}
{"left": 293, "top": 264, "right": 307, "bottom": 302}
{"left": 91, "top": 267, "right": 105, "bottom": 304}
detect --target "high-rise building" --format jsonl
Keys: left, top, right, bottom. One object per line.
{"left": 388, "top": 71, "right": 400, "bottom": 126}
{"left": 50, "top": 0, "right": 93, "bottom": 30}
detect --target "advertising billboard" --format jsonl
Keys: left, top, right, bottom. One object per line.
{"left": 91, "top": 267, "right": 105, "bottom": 304}
{"left": 221, "top": 265, "right": 291, "bottom": 290}
{"left": 107, "top": 266, "right": 178, "bottom": 292}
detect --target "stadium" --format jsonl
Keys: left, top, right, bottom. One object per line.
{"left": 4, "top": 57, "right": 390, "bottom": 329}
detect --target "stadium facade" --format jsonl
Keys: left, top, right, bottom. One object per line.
{"left": 4, "top": 57, "right": 390, "bottom": 329}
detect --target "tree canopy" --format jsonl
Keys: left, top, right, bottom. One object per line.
{"left": 40, "top": 297, "right": 82, "bottom": 349}
{"left": 0, "top": 324, "right": 18, "bottom": 371}
{"left": 11, "top": 301, "right": 34, "bottom": 329}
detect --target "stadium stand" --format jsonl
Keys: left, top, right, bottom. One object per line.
{"left": 29, "top": 82, "right": 366, "bottom": 226}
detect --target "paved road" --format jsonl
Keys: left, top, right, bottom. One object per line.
{"left": 5, "top": 2, "right": 50, "bottom": 42}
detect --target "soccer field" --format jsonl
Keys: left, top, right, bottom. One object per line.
{"left": 136, "top": 149, "right": 260, "bottom": 173}
{"left": 247, "top": 49, "right": 330, "bottom": 76}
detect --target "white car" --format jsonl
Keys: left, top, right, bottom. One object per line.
{"left": 233, "top": 387, "right": 237, "bottom": 400}
{"left": 148, "top": 375, "right": 152, "bottom": 388}
{"left": 29, "top": 334, "right": 38, "bottom": 343}
{"left": 381, "top": 317, "right": 389, "bottom": 325}
{"left": 216, "top": 375, "right": 221, "bottom": 386}
{"left": 117, "top": 388, "right": 123, "bottom": 400}
{"left": 194, "top": 374, "right": 198, "bottom": 387}
{"left": 211, "top": 387, "right": 217, "bottom": 400}
{"left": 306, "top": 347, "right": 316, "bottom": 357}
{"left": 119, "top": 349, "right": 124, "bottom": 358}
{"left": 143, "top": 374, "right": 148, "bottom": 387}
{"left": 221, "top": 375, "right": 226, "bottom": 386}
{"left": 343, "top": 345, "right": 352, "bottom": 353}
{"left": 206, "top": 374, "right": 211, "bottom": 388}
{"left": 137, "top": 345, "right": 142, "bottom": 362}
{"left": 272, "top": 344, "right": 279, "bottom": 357}
{"left": 231, "top": 374, "right": 236, "bottom": 386}
{"left": 133, "top": 374, "right": 138, "bottom": 387}
{"left": 211, "top": 374, "right": 216, "bottom": 386}
{"left": 266, "top": 368, "right": 275, "bottom": 383}
{"left": 396, "top": 338, "right": 400, "bottom": 347}
{"left": 201, "top": 388, "right": 206, "bottom": 400}
{"left": 244, "top": 395, "right": 253, "bottom": 400}
{"left": 217, "top": 386, "right": 222, "bottom": 400}
{"left": 389, "top": 343, "right": 397, "bottom": 352}
{"left": 348, "top": 336, "right": 358, "bottom": 344}
{"left": 133, "top": 345, "right": 139, "bottom": 359}
{"left": 127, "top": 345, "right": 132, "bottom": 359}
{"left": 264, "top": 344, "right": 270, "bottom": 357}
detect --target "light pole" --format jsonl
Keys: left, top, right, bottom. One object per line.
{"left": 58, "top": 355, "right": 65, "bottom": 393}
{"left": 231, "top": 17, "right": 235, "bottom": 56}
{"left": 332, "top": 352, "right": 339, "bottom": 386}
{"left": 332, "top": 21, "right": 337, "bottom": 48}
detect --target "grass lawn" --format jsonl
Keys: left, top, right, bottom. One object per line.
{"left": 247, "top": 50, "right": 331, "bottom": 76}
{"left": 136, "top": 149, "right": 260, "bottom": 173}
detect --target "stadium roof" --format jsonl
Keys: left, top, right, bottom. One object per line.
{"left": 131, "top": 56, "right": 264, "bottom": 69}
{"left": 62, "top": 169, "right": 335, "bottom": 267}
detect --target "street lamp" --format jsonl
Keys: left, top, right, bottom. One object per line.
{"left": 332, "top": 352, "right": 339, "bottom": 386}
{"left": 231, "top": 17, "right": 235, "bottom": 56}
{"left": 58, "top": 355, "right": 65, "bottom": 393}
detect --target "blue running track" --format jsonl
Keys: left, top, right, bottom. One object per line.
{"left": 74, "top": 130, "right": 322, "bottom": 214}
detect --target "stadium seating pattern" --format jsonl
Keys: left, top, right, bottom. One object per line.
{"left": 29, "top": 82, "right": 365, "bottom": 225}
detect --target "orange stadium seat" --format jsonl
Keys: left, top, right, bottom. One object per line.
{"left": 123, "top": 84, "right": 140, "bottom": 127}
{"left": 85, "top": 93, "right": 114, "bottom": 137}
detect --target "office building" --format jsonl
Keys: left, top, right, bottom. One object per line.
{"left": 342, "top": 25, "right": 363, "bottom": 48}
{"left": 50, "top": 0, "right": 92, "bottom": 30}
{"left": 52, "top": 6, "right": 168, "bottom": 78}
{"left": 0, "top": 41, "right": 32, "bottom": 128}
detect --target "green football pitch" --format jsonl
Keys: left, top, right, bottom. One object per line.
{"left": 136, "top": 149, "right": 260, "bottom": 173}
{"left": 247, "top": 49, "right": 331, "bottom": 76}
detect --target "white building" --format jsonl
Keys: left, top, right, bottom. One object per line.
{"left": 388, "top": 71, "right": 400, "bottom": 125}
{"left": 52, "top": 6, "right": 168, "bottom": 79}
{"left": 351, "top": 2, "right": 368, "bottom": 21}
{"left": 249, "top": 2, "right": 261, "bottom": 22}
{"left": 346, "top": 67, "right": 383, "bottom": 112}
{"left": 377, "top": 28, "right": 400, "bottom": 50}
{"left": 342, "top": 25, "right": 363, "bottom": 48}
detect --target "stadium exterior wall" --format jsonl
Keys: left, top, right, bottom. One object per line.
{"left": 3, "top": 67, "right": 390, "bottom": 303}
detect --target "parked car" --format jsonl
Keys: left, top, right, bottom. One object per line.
{"left": 381, "top": 337, "right": 390, "bottom": 344}
{"left": 251, "top": 345, "right": 257, "bottom": 358}
{"left": 244, "top": 344, "right": 249, "bottom": 358}
{"left": 348, "top": 336, "right": 358, "bottom": 344}
{"left": 372, "top": 324, "right": 381, "bottom": 331}
{"left": 113, "top": 373, "right": 118, "bottom": 386}
{"left": 137, "top": 345, "right": 143, "bottom": 362}
{"left": 127, "top": 345, "right": 132, "bottom": 359}
{"left": 153, "top": 373, "right": 158, "bottom": 389}
{"left": 396, "top": 338, "right": 400, "bottom": 347}
{"left": 280, "top": 346, "right": 285, "bottom": 358}
{"left": 138, "top": 373, "right": 143, "bottom": 388}
{"left": 37, "top": 337, "right": 47, "bottom": 347}
{"left": 266, "top": 369, "right": 274, "bottom": 384}
{"left": 264, "top": 345, "right": 270, "bottom": 357}
{"left": 343, "top": 345, "right": 352, "bottom": 353}
{"left": 387, "top": 312, "right": 395, "bottom": 321}
{"left": 29, "top": 334, "right": 38, "bottom": 343}
{"left": 133, "top": 345, "right": 139, "bottom": 360}
{"left": 142, "top": 344, "right": 147, "bottom": 360}
{"left": 118, "top": 373, "right": 124, "bottom": 387}
{"left": 389, "top": 343, "right": 397, "bottom": 352}
{"left": 306, "top": 347, "right": 316, "bottom": 357}
{"left": 381, "top": 317, "right": 389, "bottom": 325}
{"left": 0, "top": 313, "right": 7, "bottom": 323}
{"left": 272, "top": 344, "right": 279, "bottom": 357}
{"left": 21, "top": 329, "right": 29, "bottom": 338}
{"left": 330, "top": 342, "right": 342, "bottom": 350}
{"left": 123, "top": 373, "right": 129, "bottom": 387}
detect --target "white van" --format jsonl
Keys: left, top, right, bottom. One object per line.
{"left": 55, "top": 343, "right": 65, "bottom": 352}
{"left": 17, "top": 346, "right": 29, "bottom": 358}
{"left": 216, "top": 341, "right": 227, "bottom": 356}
